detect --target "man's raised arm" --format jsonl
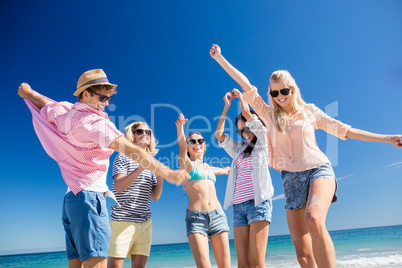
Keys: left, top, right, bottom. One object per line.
{"left": 109, "top": 137, "right": 189, "bottom": 186}
{"left": 18, "top": 83, "right": 50, "bottom": 109}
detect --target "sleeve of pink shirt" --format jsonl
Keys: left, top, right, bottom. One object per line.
{"left": 40, "top": 101, "right": 73, "bottom": 123}
{"left": 310, "top": 104, "right": 351, "bottom": 140}
{"left": 243, "top": 86, "right": 271, "bottom": 120}
{"left": 88, "top": 118, "right": 124, "bottom": 148}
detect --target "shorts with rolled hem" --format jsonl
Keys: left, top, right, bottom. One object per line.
{"left": 108, "top": 219, "right": 152, "bottom": 258}
{"left": 62, "top": 190, "right": 110, "bottom": 261}
{"left": 233, "top": 199, "right": 272, "bottom": 226}
{"left": 185, "top": 207, "right": 229, "bottom": 237}
{"left": 281, "top": 163, "right": 338, "bottom": 210}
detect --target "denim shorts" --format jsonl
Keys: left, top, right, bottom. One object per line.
{"left": 62, "top": 191, "right": 110, "bottom": 261}
{"left": 185, "top": 207, "right": 229, "bottom": 237}
{"left": 281, "top": 163, "right": 338, "bottom": 210}
{"left": 233, "top": 199, "right": 272, "bottom": 226}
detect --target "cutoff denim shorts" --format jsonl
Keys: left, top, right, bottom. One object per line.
{"left": 185, "top": 207, "right": 229, "bottom": 237}
{"left": 62, "top": 191, "right": 110, "bottom": 261}
{"left": 281, "top": 163, "right": 338, "bottom": 210}
{"left": 233, "top": 199, "right": 272, "bottom": 226}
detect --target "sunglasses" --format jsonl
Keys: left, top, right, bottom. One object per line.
{"left": 134, "top": 129, "right": 151, "bottom": 136}
{"left": 236, "top": 126, "right": 251, "bottom": 135}
{"left": 269, "top": 88, "right": 291, "bottom": 98}
{"left": 187, "top": 138, "right": 205, "bottom": 145}
{"left": 89, "top": 90, "right": 113, "bottom": 103}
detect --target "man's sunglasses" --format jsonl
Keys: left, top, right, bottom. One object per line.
{"left": 89, "top": 90, "right": 113, "bottom": 103}
{"left": 187, "top": 139, "right": 205, "bottom": 145}
{"left": 134, "top": 129, "right": 152, "bottom": 136}
{"left": 269, "top": 88, "right": 291, "bottom": 98}
{"left": 236, "top": 126, "right": 251, "bottom": 135}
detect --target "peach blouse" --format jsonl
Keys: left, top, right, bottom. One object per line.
{"left": 243, "top": 87, "right": 351, "bottom": 172}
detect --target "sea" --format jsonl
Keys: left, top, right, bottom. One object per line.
{"left": 1, "top": 225, "right": 401, "bottom": 268}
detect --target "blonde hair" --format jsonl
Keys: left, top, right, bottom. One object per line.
{"left": 269, "top": 70, "right": 307, "bottom": 133}
{"left": 125, "top": 122, "right": 158, "bottom": 154}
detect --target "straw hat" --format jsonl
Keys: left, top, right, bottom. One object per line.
{"left": 73, "top": 69, "right": 117, "bottom": 96}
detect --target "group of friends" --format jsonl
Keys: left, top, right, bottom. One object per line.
{"left": 19, "top": 44, "right": 402, "bottom": 268}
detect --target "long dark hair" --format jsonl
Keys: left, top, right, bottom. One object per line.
{"left": 235, "top": 111, "right": 265, "bottom": 158}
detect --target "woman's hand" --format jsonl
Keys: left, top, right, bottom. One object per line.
{"left": 176, "top": 113, "right": 188, "bottom": 127}
{"left": 209, "top": 44, "right": 221, "bottom": 60}
{"left": 224, "top": 92, "right": 234, "bottom": 107}
{"left": 232, "top": 88, "right": 243, "bottom": 99}
{"left": 223, "top": 166, "right": 230, "bottom": 175}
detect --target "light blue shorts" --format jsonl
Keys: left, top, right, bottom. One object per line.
{"left": 62, "top": 191, "right": 110, "bottom": 261}
{"left": 233, "top": 199, "right": 272, "bottom": 226}
{"left": 185, "top": 207, "right": 229, "bottom": 237}
{"left": 281, "top": 163, "right": 337, "bottom": 210}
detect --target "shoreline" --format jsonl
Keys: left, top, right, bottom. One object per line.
{"left": 1, "top": 224, "right": 401, "bottom": 257}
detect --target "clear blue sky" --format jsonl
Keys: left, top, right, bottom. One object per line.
{"left": 1, "top": 0, "right": 401, "bottom": 255}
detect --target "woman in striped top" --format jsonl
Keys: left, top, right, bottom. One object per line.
{"left": 215, "top": 89, "right": 274, "bottom": 268}
{"left": 108, "top": 122, "right": 163, "bottom": 268}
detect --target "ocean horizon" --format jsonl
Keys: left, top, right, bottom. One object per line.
{"left": 1, "top": 224, "right": 401, "bottom": 267}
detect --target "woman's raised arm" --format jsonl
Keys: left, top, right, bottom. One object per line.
{"left": 210, "top": 44, "right": 253, "bottom": 92}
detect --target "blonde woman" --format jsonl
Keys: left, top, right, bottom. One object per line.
{"left": 210, "top": 44, "right": 402, "bottom": 268}
{"left": 176, "top": 113, "right": 231, "bottom": 268}
{"left": 108, "top": 122, "right": 163, "bottom": 268}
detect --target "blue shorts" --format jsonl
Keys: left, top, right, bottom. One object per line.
{"left": 185, "top": 207, "right": 229, "bottom": 237}
{"left": 233, "top": 199, "right": 272, "bottom": 226}
{"left": 62, "top": 191, "right": 110, "bottom": 261}
{"left": 281, "top": 163, "right": 338, "bottom": 210}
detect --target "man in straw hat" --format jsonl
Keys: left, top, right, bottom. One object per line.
{"left": 18, "top": 69, "right": 189, "bottom": 268}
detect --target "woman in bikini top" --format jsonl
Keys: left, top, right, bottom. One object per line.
{"left": 175, "top": 113, "right": 231, "bottom": 268}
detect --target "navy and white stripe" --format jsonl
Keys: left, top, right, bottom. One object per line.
{"left": 111, "top": 153, "right": 157, "bottom": 222}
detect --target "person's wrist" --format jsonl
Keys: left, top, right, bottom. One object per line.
{"left": 215, "top": 54, "right": 224, "bottom": 61}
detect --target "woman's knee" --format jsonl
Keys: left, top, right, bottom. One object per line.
{"left": 295, "top": 250, "right": 315, "bottom": 267}
{"left": 305, "top": 211, "right": 326, "bottom": 236}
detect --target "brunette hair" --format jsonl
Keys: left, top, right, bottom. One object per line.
{"left": 78, "top": 84, "right": 116, "bottom": 101}
{"left": 235, "top": 111, "right": 265, "bottom": 158}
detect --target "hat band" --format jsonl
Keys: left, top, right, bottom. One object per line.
{"left": 79, "top": 77, "right": 109, "bottom": 89}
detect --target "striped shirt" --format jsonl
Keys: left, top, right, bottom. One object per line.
{"left": 26, "top": 97, "right": 123, "bottom": 194}
{"left": 233, "top": 152, "right": 254, "bottom": 204}
{"left": 111, "top": 153, "right": 157, "bottom": 222}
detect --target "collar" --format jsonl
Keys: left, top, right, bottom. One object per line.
{"left": 72, "top": 102, "right": 109, "bottom": 118}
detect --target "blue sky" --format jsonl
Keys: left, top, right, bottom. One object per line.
{"left": 1, "top": 0, "right": 401, "bottom": 255}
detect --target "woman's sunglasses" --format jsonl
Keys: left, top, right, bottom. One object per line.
{"left": 236, "top": 126, "right": 251, "bottom": 135}
{"left": 269, "top": 88, "right": 291, "bottom": 98}
{"left": 89, "top": 90, "right": 113, "bottom": 103}
{"left": 134, "top": 129, "right": 151, "bottom": 136}
{"left": 187, "top": 139, "right": 205, "bottom": 145}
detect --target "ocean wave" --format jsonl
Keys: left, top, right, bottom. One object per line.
{"left": 337, "top": 253, "right": 402, "bottom": 267}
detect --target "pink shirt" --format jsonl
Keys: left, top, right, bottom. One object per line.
{"left": 243, "top": 87, "right": 351, "bottom": 172}
{"left": 233, "top": 152, "right": 254, "bottom": 204}
{"left": 25, "top": 96, "right": 123, "bottom": 194}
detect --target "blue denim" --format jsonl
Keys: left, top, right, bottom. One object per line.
{"left": 62, "top": 191, "right": 110, "bottom": 261}
{"left": 185, "top": 207, "right": 229, "bottom": 237}
{"left": 233, "top": 199, "right": 272, "bottom": 226}
{"left": 281, "top": 163, "right": 337, "bottom": 210}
